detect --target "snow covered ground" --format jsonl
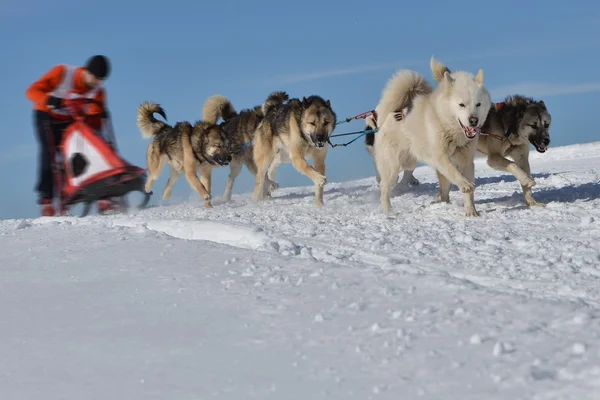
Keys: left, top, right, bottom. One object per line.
{"left": 2, "top": 141, "right": 600, "bottom": 399}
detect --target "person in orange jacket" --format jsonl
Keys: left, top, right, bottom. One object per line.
{"left": 26, "top": 55, "right": 118, "bottom": 216}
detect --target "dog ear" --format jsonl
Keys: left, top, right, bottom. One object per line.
{"left": 537, "top": 100, "right": 546, "bottom": 110}
{"left": 443, "top": 70, "right": 454, "bottom": 85}
{"left": 325, "top": 99, "right": 331, "bottom": 108}
{"left": 475, "top": 69, "right": 484, "bottom": 85}
{"left": 430, "top": 56, "right": 450, "bottom": 82}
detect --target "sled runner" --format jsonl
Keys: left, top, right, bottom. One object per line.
{"left": 47, "top": 95, "right": 152, "bottom": 217}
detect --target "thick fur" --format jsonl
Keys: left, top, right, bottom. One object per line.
{"left": 137, "top": 101, "right": 232, "bottom": 208}
{"left": 373, "top": 59, "right": 492, "bottom": 216}
{"left": 425, "top": 58, "right": 551, "bottom": 206}
{"left": 364, "top": 71, "right": 432, "bottom": 188}
{"left": 252, "top": 93, "right": 337, "bottom": 207}
{"left": 201, "top": 92, "right": 289, "bottom": 202}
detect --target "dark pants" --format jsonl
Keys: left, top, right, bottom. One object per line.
{"left": 33, "top": 110, "right": 71, "bottom": 203}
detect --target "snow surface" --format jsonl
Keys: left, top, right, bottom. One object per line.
{"left": 2, "top": 141, "right": 600, "bottom": 399}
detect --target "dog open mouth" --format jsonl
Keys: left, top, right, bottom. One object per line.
{"left": 311, "top": 135, "right": 328, "bottom": 148}
{"left": 458, "top": 119, "right": 480, "bottom": 139}
{"left": 534, "top": 144, "right": 548, "bottom": 153}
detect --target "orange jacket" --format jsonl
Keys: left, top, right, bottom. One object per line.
{"left": 26, "top": 64, "right": 107, "bottom": 122}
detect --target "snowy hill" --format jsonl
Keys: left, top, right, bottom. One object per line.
{"left": 2, "top": 141, "right": 600, "bottom": 399}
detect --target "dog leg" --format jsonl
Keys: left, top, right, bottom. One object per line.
{"left": 398, "top": 169, "right": 419, "bottom": 188}
{"left": 162, "top": 167, "right": 180, "bottom": 200}
{"left": 184, "top": 170, "right": 212, "bottom": 208}
{"left": 367, "top": 147, "right": 382, "bottom": 185}
{"left": 290, "top": 147, "right": 327, "bottom": 188}
{"left": 200, "top": 165, "right": 212, "bottom": 197}
{"left": 253, "top": 154, "right": 274, "bottom": 202}
{"left": 312, "top": 149, "right": 327, "bottom": 208}
{"left": 454, "top": 151, "right": 479, "bottom": 217}
{"left": 253, "top": 158, "right": 273, "bottom": 201}
{"left": 405, "top": 170, "right": 420, "bottom": 186}
{"left": 266, "top": 152, "right": 281, "bottom": 192}
{"left": 514, "top": 154, "right": 545, "bottom": 207}
{"left": 144, "top": 144, "right": 165, "bottom": 193}
{"left": 431, "top": 151, "right": 475, "bottom": 194}
{"left": 183, "top": 162, "right": 212, "bottom": 208}
{"left": 487, "top": 153, "right": 535, "bottom": 188}
{"left": 375, "top": 154, "right": 402, "bottom": 214}
{"left": 223, "top": 160, "right": 242, "bottom": 202}
{"left": 244, "top": 158, "right": 269, "bottom": 199}
{"left": 435, "top": 170, "right": 452, "bottom": 203}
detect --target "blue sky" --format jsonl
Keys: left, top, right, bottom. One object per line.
{"left": 1, "top": 0, "right": 599, "bottom": 219}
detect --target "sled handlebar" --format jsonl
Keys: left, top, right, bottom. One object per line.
{"left": 59, "top": 97, "right": 108, "bottom": 120}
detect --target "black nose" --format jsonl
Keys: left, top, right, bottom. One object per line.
{"left": 542, "top": 137, "right": 550, "bottom": 146}
{"left": 468, "top": 116, "right": 478, "bottom": 127}
{"left": 316, "top": 133, "right": 326, "bottom": 142}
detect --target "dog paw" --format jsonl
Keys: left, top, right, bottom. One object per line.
{"left": 434, "top": 195, "right": 451, "bottom": 204}
{"left": 526, "top": 199, "right": 546, "bottom": 207}
{"left": 409, "top": 176, "right": 420, "bottom": 186}
{"left": 162, "top": 192, "right": 171, "bottom": 201}
{"left": 465, "top": 207, "right": 480, "bottom": 217}
{"left": 381, "top": 200, "right": 394, "bottom": 214}
{"left": 521, "top": 176, "right": 536, "bottom": 188}
{"left": 252, "top": 191, "right": 265, "bottom": 202}
{"left": 458, "top": 179, "right": 476, "bottom": 193}
{"left": 268, "top": 181, "right": 280, "bottom": 191}
{"left": 313, "top": 174, "right": 327, "bottom": 187}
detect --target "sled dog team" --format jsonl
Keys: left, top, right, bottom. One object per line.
{"left": 137, "top": 57, "right": 552, "bottom": 217}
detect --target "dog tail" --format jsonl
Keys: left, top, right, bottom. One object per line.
{"left": 430, "top": 56, "right": 451, "bottom": 83}
{"left": 377, "top": 69, "right": 432, "bottom": 121}
{"left": 364, "top": 112, "right": 378, "bottom": 153}
{"left": 202, "top": 94, "right": 238, "bottom": 125}
{"left": 364, "top": 70, "right": 432, "bottom": 150}
{"left": 261, "top": 91, "right": 289, "bottom": 115}
{"left": 137, "top": 101, "right": 168, "bottom": 139}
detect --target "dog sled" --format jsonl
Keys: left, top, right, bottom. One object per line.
{"left": 47, "top": 95, "right": 152, "bottom": 217}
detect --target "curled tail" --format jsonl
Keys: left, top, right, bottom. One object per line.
{"left": 365, "top": 69, "right": 432, "bottom": 149}
{"left": 261, "top": 91, "right": 289, "bottom": 115}
{"left": 137, "top": 101, "right": 168, "bottom": 139}
{"left": 376, "top": 69, "right": 432, "bottom": 123}
{"left": 202, "top": 94, "right": 238, "bottom": 125}
{"left": 430, "top": 56, "right": 451, "bottom": 82}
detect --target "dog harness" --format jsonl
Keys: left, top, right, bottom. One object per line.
{"left": 482, "top": 102, "right": 513, "bottom": 142}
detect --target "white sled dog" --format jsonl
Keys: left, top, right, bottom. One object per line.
{"left": 372, "top": 57, "right": 492, "bottom": 216}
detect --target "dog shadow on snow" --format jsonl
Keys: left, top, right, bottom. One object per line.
{"left": 266, "top": 171, "right": 600, "bottom": 206}
{"left": 271, "top": 183, "right": 376, "bottom": 203}
{"left": 478, "top": 180, "right": 600, "bottom": 205}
